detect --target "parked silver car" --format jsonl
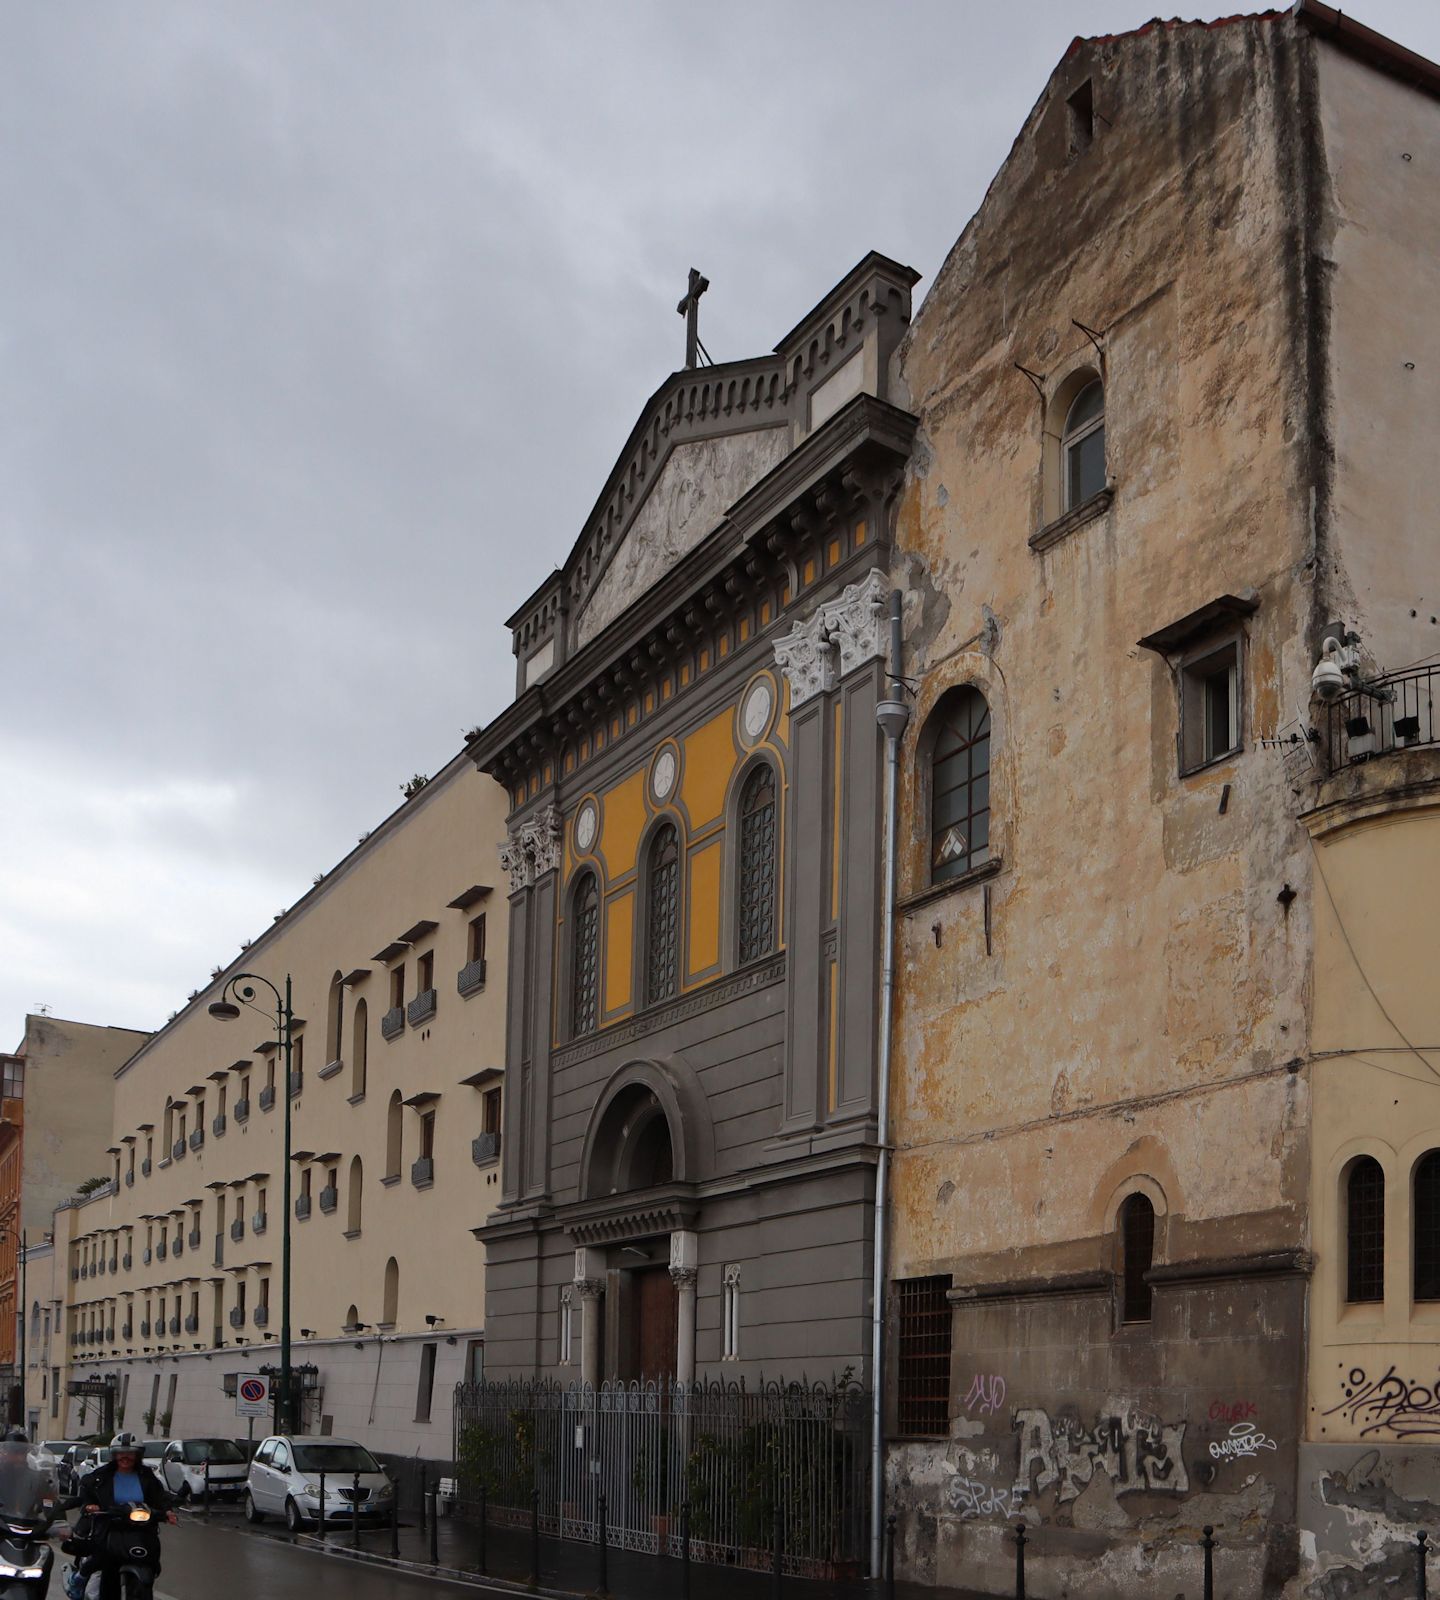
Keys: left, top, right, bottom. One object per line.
{"left": 158, "top": 1437, "right": 249, "bottom": 1501}
{"left": 244, "top": 1436, "right": 393, "bottom": 1532}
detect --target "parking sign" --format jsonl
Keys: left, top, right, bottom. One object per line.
{"left": 236, "top": 1374, "right": 270, "bottom": 1419}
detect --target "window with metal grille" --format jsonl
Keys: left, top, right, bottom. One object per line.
{"left": 1347, "top": 1155, "right": 1385, "bottom": 1304}
{"left": 645, "top": 825, "right": 680, "bottom": 1006}
{"left": 895, "top": 1275, "right": 952, "bottom": 1435}
{"left": 930, "top": 688, "right": 991, "bottom": 884}
{"left": 1120, "top": 1193, "right": 1155, "bottom": 1323}
{"left": 737, "top": 764, "right": 778, "bottom": 965}
{"left": 1417, "top": 1154, "right": 1440, "bottom": 1301}
{"left": 570, "top": 873, "right": 600, "bottom": 1036}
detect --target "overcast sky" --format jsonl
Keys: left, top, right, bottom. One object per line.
{"left": 5, "top": 0, "right": 1439, "bottom": 1039}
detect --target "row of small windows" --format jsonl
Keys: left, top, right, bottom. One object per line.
{"left": 569, "top": 762, "right": 778, "bottom": 1037}
{"left": 1345, "top": 1153, "right": 1440, "bottom": 1305}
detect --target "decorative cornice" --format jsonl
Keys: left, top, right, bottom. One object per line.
{"left": 552, "top": 954, "right": 786, "bottom": 1069}
{"left": 566, "top": 1198, "right": 701, "bottom": 1248}
{"left": 774, "top": 567, "right": 889, "bottom": 708}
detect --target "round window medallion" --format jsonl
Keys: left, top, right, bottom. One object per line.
{"left": 741, "top": 680, "right": 773, "bottom": 741}
{"left": 652, "top": 748, "right": 678, "bottom": 802}
{"left": 574, "top": 803, "right": 598, "bottom": 853}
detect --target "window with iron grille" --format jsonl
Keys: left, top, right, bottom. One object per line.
{"left": 930, "top": 688, "right": 991, "bottom": 883}
{"left": 737, "top": 764, "right": 778, "bottom": 965}
{"left": 1417, "top": 1153, "right": 1440, "bottom": 1301}
{"left": 645, "top": 825, "right": 680, "bottom": 1006}
{"left": 895, "top": 1275, "right": 952, "bottom": 1435}
{"left": 570, "top": 874, "right": 600, "bottom": 1037}
{"left": 1120, "top": 1193, "right": 1155, "bottom": 1323}
{"left": 1347, "top": 1155, "right": 1385, "bottom": 1304}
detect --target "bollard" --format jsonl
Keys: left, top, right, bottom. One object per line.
{"left": 427, "top": 1490, "right": 439, "bottom": 1564}
{"left": 529, "top": 1486, "right": 540, "bottom": 1592}
{"left": 772, "top": 1491, "right": 783, "bottom": 1600}
{"left": 318, "top": 1471, "right": 326, "bottom": 1541}
{"left": 681, "top": 1499, "right": 691, "bottom": 1600}
{"left": 478, "top": 1481, "right": 487, "bottom": 1574}
{"left": 597, "top": 1491, "right": 609, "bottom": 1598}
{"left": 885, "top": 1512, "right": 897, "bottom": 1600}
{"left": 203, "top": 1460, "right": 211, "bottom": 1514}
{"left": 390, "top": 1486, "right": 400, "bottom": 1560}
{"left": 419, "top": 1464, "right": 427, "bottom": 1531}
{"left": 1013, "top": 1519, "right": 1027, "bottom": 1600}
{"left": 1201, "top": 1524, "right": 1216, "bottom": 1600}
{"left": 352, "top": 1472, "right": 361, "bottom": 1549}
{"left": 1420, "top": 1529, "right": 1430, "bottom": 1600}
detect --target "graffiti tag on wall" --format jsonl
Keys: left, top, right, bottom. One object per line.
{"left": 1208, "top": 1421, "right": 1278, "bottom": 1461}
{"left": 1012, "top": 1407, "right": 1189, "bottom": 1502}
{"left": 1323, "top": 1367, "right": 1440, "bottom": 1439}
{"left": 947, "top": 1473, "right": 1025, "bottom": 1519}
{"left": 962, "top": 1374, "right": 1007, "bottom": 1415}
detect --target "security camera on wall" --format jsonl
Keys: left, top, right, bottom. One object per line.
{"left": 1312, "top": 626, "right": 1361, "bottom": 702}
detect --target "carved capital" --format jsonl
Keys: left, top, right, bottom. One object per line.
{"left": 773, "top": 566, "right": 888, "bottom": 708}
{"left": 500, "top": 805, "right": 564, "bottom": 891}
{"left": 574, "top": 1277, "right": 607, "bottom": 1301}
{"left": 669, "top": 1266, "right": 699, "bottom": 1292}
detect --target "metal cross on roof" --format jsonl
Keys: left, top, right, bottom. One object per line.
{"left": 677, "top": 267, "right": 711, "bottom": 370}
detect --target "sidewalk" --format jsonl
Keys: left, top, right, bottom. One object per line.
{"left": 276, "top": 1508, "right": 995, "bottom": 1600}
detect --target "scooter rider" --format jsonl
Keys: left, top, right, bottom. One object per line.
{"left": 67, "top": 1435, "right": 176, "bottom": 1600}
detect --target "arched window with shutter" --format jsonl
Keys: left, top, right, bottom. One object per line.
{"left": 645, "top": 825, "right": 681, "bottom": 1006}
{"left": 929, "top": 687, "right": 991, "bottom": 884}
{"left": 1346, "top": 1155, "right": 1385, "bottom": 1304}
{"left": 570, "top": 872, "right": 600, "bottom": 1036}
{"left": 1119, "top": 1193, "right": 1155, "bottom": 1324}
{"left": 737, "top": 764, "right": 778, "bottom": 965}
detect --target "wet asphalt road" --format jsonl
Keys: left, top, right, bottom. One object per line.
{"left": 153, "top": 1517, "right": 482, "bottom": 1600}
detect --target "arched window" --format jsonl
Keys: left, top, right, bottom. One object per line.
{"left": 1119, "top": 1193, "right": 1155, "bottom": 1323}
{"left": 1416, "top": 1153, "right": 1440, "bottom": 1301}
{"left": 385, "top": 1091, "right": 403, "bottom": 1180}
{"left": 737, "top": 765, "right": 778, "bottom": 965}
{"left": 930, "top": 688, "right": 991, "bottom": 884}
{"left": 351, "top": 998, "right": 368, "bottom": 1099}
{"left": 344, "top": 1303, "right": 359, "bottom": 1333}
{"left": 382, "top": 1257, "right": 399, "bottom": 1327}
{"left": 1062, "top": 379, "right": 1105, "bottom": 509}
{"left": 347, "top": 1155, "right": 363, "bottom": 1235}
{"left": 570, "top": 873, "right": 600, "bottom": 1037}
{"left": 325, "top": 971, "right": 344, "bottom": 1066}
{"left": 1346, "top": 1156, "right": 1385, "bottom": 1303}
{"left": 645, "top": 824, "right": 681, "bottom": 1006}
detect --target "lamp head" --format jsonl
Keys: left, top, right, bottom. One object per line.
{"left": 208, "top": 1001, "right": 241, "bottom": 1022}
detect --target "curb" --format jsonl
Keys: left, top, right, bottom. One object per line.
{"left": 293, "top": 1532, "right": 586, "bottom": 1599}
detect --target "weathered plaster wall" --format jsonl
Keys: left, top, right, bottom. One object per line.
{"left": 887, "top": 17, "right": 1321, "bottom": 1594}
{"left": 1316, "top": 43, "right": 1440, "bottom": 678}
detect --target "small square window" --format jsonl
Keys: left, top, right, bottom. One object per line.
{"left": 1180, "top": 640, "right": 1242, "bottom": 774}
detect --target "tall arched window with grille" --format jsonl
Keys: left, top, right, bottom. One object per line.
{"left": 570, "top": 873, "right": 600, "bottom": 1037}
{"left": 930, "top": 687, "right": 991, "bottom": 884}
{"left": 1346, "top": 1156, "right": 1385, "bottom": 1303}
{"left": 645, "top": 824, "right": 681, "bottom": 1006}
{"left": 737, "top": 764, "right": 778, "bottom": 965}
{"left": 1119, "top": 1193, "right": 1155, "bottom": 1323}
{"left": 1415, "top": 1153, "right": 1440, "bottom": 1301}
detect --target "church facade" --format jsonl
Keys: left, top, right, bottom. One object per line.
{"left": 472, "top": 255, "right": 918, "bottom": 1388}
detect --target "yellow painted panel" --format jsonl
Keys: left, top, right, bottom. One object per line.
{"left": 644, "top": 691, "right": 655, "bottom": 714}
{"left": 699, "top": 648, "right": 710, "bottom": 672}
{"left": 688, "top": 839, "right": 722, "bottom": 976}
{"left": 827, "top": 537, "right": 841, "bottom": 567}
{"left": 605, "top": 893, "right": 634, "bottom": 1013}
{"left": 719, "top": 636, "right": 729, "bottom": 658}
{"left": 832, "top": 700, "right": 843, "bottom": 920}
{"left": 760, "top": 601, "right": 772, "bottom": 625}
{"left": 739, "top": 617, "right": 750, "bottom": 642}
{"left": 682, "top": 708, "right": 738, "bottom": 829}
{"left": 802, "top": 559, "right": 815, "bottom": 585}
{"left": 681, "top": 664, "right": 691, "bottom": 687}
{"left": 600, "top": 770, "right": 648, "bottom": 880}
{"left": 627, "top": 704, "right": 638, "bottom": 727}
{"left": 855, "top": 520, "right": 867, "bottom": 546}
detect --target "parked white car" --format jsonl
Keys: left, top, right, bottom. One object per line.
{"left": 244, "top": 1436, "right": 394, "bottom": 1532}
{"left": 158, "top": 1437, "right": 249, "bottom": 1501}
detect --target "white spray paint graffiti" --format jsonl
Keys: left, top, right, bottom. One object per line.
{"left": 1012, "top": 1407, "right": 1189, "bottom": 1502}
{"left": 962, "top": 1373, "right": 1007, "bottom": 1415}
{"left": 948, "top": 1472, "right": 1026, "bottom": 1519}
{"left": 1209, "top": 1421, "right": 1278, "bottom": 1462}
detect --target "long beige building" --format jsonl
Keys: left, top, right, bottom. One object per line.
{"left": 56, "top": 751, "right": 508, "bottom": 1465}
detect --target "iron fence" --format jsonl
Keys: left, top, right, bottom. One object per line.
{"left": 452, "top": 1376, "right": 869, "bottom": 1578}
{"left": 1322, "top": 661, "right": 1440, "bottom": 768}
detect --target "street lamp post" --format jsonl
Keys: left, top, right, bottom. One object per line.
{"left": 208, "top": 972, "right": 296, "bottom": 1434}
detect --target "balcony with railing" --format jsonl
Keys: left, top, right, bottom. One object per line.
{"left": 407, "top": 988, "right": 438, "bottom": 1027}
{"left": 168, "top": 1316, "right": 181, "bottom": 1336}
{"left": 458, "top": 957, "right": 488, "bottom": 997}
{"left": 213, "top": 1235, "right": 224, "bottom": 1268}
{"left": 318, "top": 1186, "right": 337, "bottom": 1215}
{"left": 155, "top": 1241, "right": 167, "bottom": 1260}
{"left": 188, "top": 1228, "right": 201, "bottom": 1250}
{"left": 171, "top": 1235, "right": 183, "bottom": 1259}
{"left": 189, "top": 1127, "right": 204, "bottom": 1151}
{"left": 234, "top": 1097, "right": 250, "bottom": 1124}
{"left": 213, "top": 1114, "right": 227, "bottom": 1137}
{"left": 140, "top": 1320, "right": 151, "bottom": 1338}
{"left": 172, "top": 1138, "right": 186, "bottom": 1161}
{"left": 288, "top": 1070, "right": 303, "bottom": 1099}
{"left": 380, "top": 1006, "right": 405, "bottom": 1042}
{"left": 1322, "top": 662, "right": 1440, "bottom": 769}
{"left": 295, "top": 1194, "right": 312, "bottom": 1220}
{"left": 259, "top": 1085, "right": 276, "bottom": 1112}
{"left": 122, "top": 1254, "right": 132, "bottom": 1271}
{"left": 141, "top": 1157, "right": 152, "bottom": 1177}
{"left": 184, "top": 1314, "right": 199, "bottom": 1335}
{"left": 411, "top": 1157, "right": 435, "bottom": 1188}
{"left": 253, "top": 1306, "right": 269, "bottom": 1328}
{"left": 252, "top": 1211, "right": 268, "bottom": 1235}
{"left": 471, "top": 1131, "right": 501, "bottom": 1167}
{"left": 228, "top": 1307, "right": 246, "bottom": 1329}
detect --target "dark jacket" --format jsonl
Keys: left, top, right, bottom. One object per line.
{"left": 68, "top": 1460, "right": 174, "bottom": 1515}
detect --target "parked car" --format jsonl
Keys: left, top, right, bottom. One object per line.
{"left": 244, "top": 1436, "right": 394, "bottom": 1533}
{"left": 53, "top": 1444, "right": 91, "bottom": 1495}
{"left": 158, "top": 1437, "right": 249, "bottom": 1501}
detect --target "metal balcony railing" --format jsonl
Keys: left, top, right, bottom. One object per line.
{"left": 141, "top": 1158, "right": 152, "bottom": 1177}
{"left": 184, "top": 1315, "right": 199, "bottom": 1334}
{"left": 380, "top": 1006, "right": 405, "bottom": 1041}
{"left": 234, "top": 1097, "right": 250, "bottom": 1123}
{"left": 1322, "top": 661, "right": 1440, "bottom": 767}
{"left": 471, "top": 1131, "right": 501, "bottom": 1166}
{"left": 140, "top": 1320, "right": 150, "bottom": 1338}
{"left": 252, "top": 1211, "right": 268, "bottom": 1235}
{"left": 288, "top": 1070, "right": 303, "bottom": 1098}
{"left": 171, "top": 1236, "right": 183, "bottom": 1259}
{"left": 259, "top": 1085, "right": 276, "bottom": 1111}
{"left": 318, "top": 1186, "right": 337, "bottom": 1214}
{"left": 295, "top": 1194, "right": 312, "bottom": 1220}
{"left": 155, "top": 1241, "right": 167, "bottom": 1260}
{"left": 142, "top": 1249, "right": 152, "bottom": 1266}
{"left": 213, "top": 1114, "right": 227, "bottom": 1137}
{"left": 228, "top": 1307, "right": 245, "bottom": 1329}
{"left": 122, "top": 1255, "right": 132, "bottom": 1272}
{"left": 253, "top": 1306, "right": 269, "bottom": 1328}
{"left": 407, "top": 988, "right": 438, "bottom": 1027}
{"left": 230, "top": 1218, "right": 245, "bottom": 1242}
{"left": 189, "top": 1127, "right": 204, "bottom": 1151}
{"left": 172, "top": 1139, "right": 186, "bottom": 1161}
{"left": 125, "top": 1170, "right": 134, "bottom": 1187}
{"left": 411, "top": 1156, "right": 435, "bottom": 1187}
{"left": 168, "top": 1316, "right": 181, "bottom": 1336}
{"left": 188, "top": 1228, "right": 201, "bottom": 1250}
{"left": 458, "top": 957, "right": 488, "bottom": 997}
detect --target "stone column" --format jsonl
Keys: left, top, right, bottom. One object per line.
{"left": 575, "top": 1247, "right": 606, "bottom": 1388}
{"left": 669, "top": 1230, "right": 699, "bottom": 1384}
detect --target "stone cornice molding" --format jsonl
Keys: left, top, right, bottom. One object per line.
{"left": 774, "top": 567, "right": 889, "bottom": 708}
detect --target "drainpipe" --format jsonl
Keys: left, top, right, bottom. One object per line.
{"left": 871, "top": 591, "right": 910, "bottom": 1579}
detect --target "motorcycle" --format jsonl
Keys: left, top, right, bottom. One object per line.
{"left": 68, "top": 1509, "right": 160, "bottom": 1600}
{"left": 0, "top": 1468, "right": 57, "bottom": 1599}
